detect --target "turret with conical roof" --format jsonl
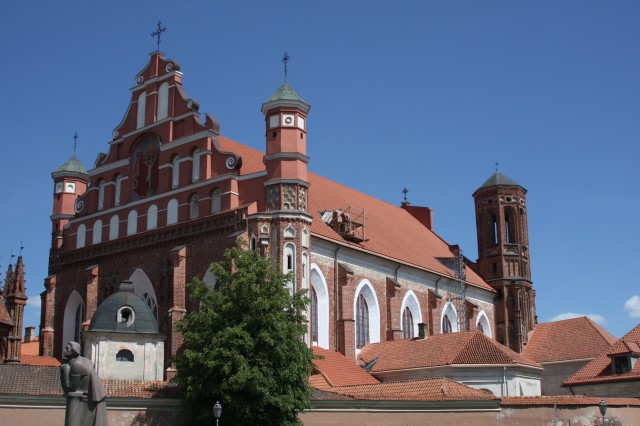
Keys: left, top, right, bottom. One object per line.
{"left": 50, "top": 154, "right": 89, "bottom": 274}
{"left": 472, "top": 169, "right": 536, "bottom": 353}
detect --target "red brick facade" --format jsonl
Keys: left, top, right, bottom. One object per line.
{"left": 40, "top": 51, "right": 513, "bottom": 377}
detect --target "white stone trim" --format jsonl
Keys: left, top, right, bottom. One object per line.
{"left": 400, "top": 290, "right": 422, "bottom": 338}
{"left": 310, "top": 264, "right": 330, "bottom": 349}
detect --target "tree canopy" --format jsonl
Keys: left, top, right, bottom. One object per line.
{"left": 174, "top": 241, "right": 313, "bottom": 425}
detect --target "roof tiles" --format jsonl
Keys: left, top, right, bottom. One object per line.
{"left": 523, "top": 317, "right": 617, "bottom": 363}
{"left": 358, "top": 331, "right": 541, "bottom": 372}
{"left": 312, "top": 346, "right": 379, "bottom": 387}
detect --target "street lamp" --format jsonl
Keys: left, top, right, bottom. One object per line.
{"left": 599, "top": 400, "right": 607, "bottom": 425}
{"left": 213, "top": 400, "right": 222, "bottom": 426}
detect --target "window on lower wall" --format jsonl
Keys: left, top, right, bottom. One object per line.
{"left": 402, "top": 306, "right": 414, "bottom": 339}
{"left": 116, "top": 349, "right": 134, "bottom": 362}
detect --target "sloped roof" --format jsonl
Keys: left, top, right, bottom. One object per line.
{"left": 523, "top": 317, "right": 617, "bottom": 363}
{"left": 358, "top": 331, "right": 541, "bottom": 373}
{"left": 0, "top": 296, "right": 13, "bottom": 328}
{"left": 217, "top": 137, "right": 493, "bottom": 292}
{"left": 0, "top": 365, "right": 179, "bottom": 398}
{"left": 477, "top": 171, "right": 523, "bottom": 190}
{"left": 317, "top": 377, "right": 498, "bottom": 401}
{"left": 564, "top": 323, "right": 640, "bottom": 386}
{"left": 261, "top": 81, "right": 310, "bottom": 114}
{"left": 52, "top": 155, "right": 88, "bottom": 175}
{"left": 312, "top": 346, "right": 379, "bottom": 387}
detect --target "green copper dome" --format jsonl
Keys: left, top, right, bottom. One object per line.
{"left": 52, "top": 155, "right": 88, "bottom": 175}
{"left": 261, "top": 81, "right": 310, "bottom": 114}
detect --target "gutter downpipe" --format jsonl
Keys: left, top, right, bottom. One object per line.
{"left": 334, "top": 246, "right": 341, "bottom": 351}
{"left": 503, "top": 366, "right": 507, "bottom": 397}
{"left": 395, "top": 265, "right": 401, "bottom": 282}
{"left": 435, "top": 277, "right": 442, "bottom": 296}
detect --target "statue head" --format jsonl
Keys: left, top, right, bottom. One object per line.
{"left": 63, "top": 341, "right": 82, "bottom": 359}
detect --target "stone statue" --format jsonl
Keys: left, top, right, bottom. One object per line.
{"left": 60, "top": 341, "right": 108, "bottom": 426}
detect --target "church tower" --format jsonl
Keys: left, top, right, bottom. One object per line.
{"left": 256, "top": 74, "right": 312, "bottom": 304}
{"left": 473, "top": 171, "right": 536, "bottom": 353}
{"left": 49, "top": 155, "right": 89, "bottom": 274}
{"left": 4, "top": 256, "right": 27, "bottom": 363}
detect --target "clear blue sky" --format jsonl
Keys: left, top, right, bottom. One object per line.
{"left": 1, "top": 1, "right": 638, "bottom": 337}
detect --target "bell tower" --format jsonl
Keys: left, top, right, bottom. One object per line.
{"left": 473, "top": 171, "right": 536, "bottom": 352}
{"left": 49, "top": 155, "right": 89, "bottom": 274}
{"left": 257, "top": 70, "right": 312, "bottom": 301}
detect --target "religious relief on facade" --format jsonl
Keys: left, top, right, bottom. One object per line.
{"left": 132, "top": 135, "right": 160, "bottom": 199}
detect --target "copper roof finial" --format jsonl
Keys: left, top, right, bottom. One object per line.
{"left": 282, "top": 52, "right": 290, "bottom": 82}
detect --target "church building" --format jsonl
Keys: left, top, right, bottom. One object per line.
{"left": 39, "top": 50, "right": 537, "bottom": 380}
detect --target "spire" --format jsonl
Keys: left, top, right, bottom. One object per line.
{"left": 3, "top": 263, "right": 13, "bottom": 297}
{"left": 261, "top": 81, "right": 310, "bottom": 114}
{"left": 52, "top": 155, "right": 88, "bottom": 176}
{"left": 7, "top": 256, "right": 25, "bottom": 298}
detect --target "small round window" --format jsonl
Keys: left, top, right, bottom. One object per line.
{"left": 117, "top": 306, "right": 135, "bottom": 326}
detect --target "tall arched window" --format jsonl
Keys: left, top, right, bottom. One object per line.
{"left": 189, "top": 194, "right": 200, "bottom": 219}
{"left": 129, "top": 269, "right": 158, "bottom": 323}
{"left": 505, "top": 207, "right": 517, "bottom": 243}
{"left": 92, "top": 219, "right": 103, "bottom": 244}
{"left": 167, "top": 199, "right": 179, "bottom": 225}
{"left": 443, "top": 315, "right": 453, "bottom": 334}
{"left": 97, "top": 181, "right": 105, "bottom": 210}
{"left": 310, "top": 265, "right": 330, "bottom": 349}
{"left": 211, "top": 188, "right": 221, "bottom": 214}
{"left": 402, "top": 307, "right": 414, "bottom": 339}
{"left": 171, "top": 156, "right": 180, "bottom": 189}
{"left": 356, "top": 294, "right": 369, "bottom": 349}
{"left": 490, "top": 214, "right": 498, "bottom": 245}
{"left": 283, "top": 243, "right": 296, "bottom": 294}
{"left": 441, "top": 302, "right": 460, "bottom": 334}
{"left": 76, "top": 224, "right": 86, "bottom": 249}
{"left": 136, "top": 91, "right": 146, "bottom": 129}
{"left": 476, "top": 310, "right": 492, "bottom": 337}
{"left": 114, "top": 174, "right": 122, "bottom": 206}
{"left": 311, "top": 286, "right": 318, "bottom": 345}
{"left": 147, "top": 204, "right": 158, "bottom": 230}
{"left": 127, "top": 210, "right": 138, "bottom": 235}
{"left": 62, "top": 291, "right": 84, "bottom": 356}
{"left": 74, "top": 304, "right": 84, "bottom": 343}
{"left": 191, "top": 148, "right": 200, "bottom": 182}
{"left": 157, "top": 82, "right": 169, "bottom": 121}
{"left": 109, "top": 215, "right": 119, "bottom": 240}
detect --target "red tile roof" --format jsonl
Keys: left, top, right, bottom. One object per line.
{"left": 319, "top": 377, "right": 498, "bottom": 401}
{"left": 358, "top": 331, "right": 541, "bottom": 373}
{"left": 564, "top": 323, "right": 640, "bottom": 386}
{"left": 218, "top": 137, "right": 493, "bottom": 292}
{"left": 20, "top": 340, "right": 40, "bottom": 356}
{"left": 312, "top": 346, "right": 379, "bottom": 387}
{"left": 21, "top": 354, "right": 61, "bottom": 366}
{"left": 0, "top": 365, "right": 179, "bottom": 398}
{"left": 502, "top": 395, "right": 640, "bottom": 407}
{"left": 523, "top": 317, "right": 617, "bottom": 363}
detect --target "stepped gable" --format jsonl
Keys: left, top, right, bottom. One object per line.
{"left": 217, "top": 137, "right": 492, "bottom": 291}
{"left": 564, "top": 323, "right": 640, "bottom": 386}
{"left": 523, "top": 317, "right": 617, "bottom": 363}
{"left": 312, "top": 347, "right": 379, "bottom": 387}
{"left": 358, "top": 331, "right": 541, "bottom": 373}
{"left": 322, "top": 377, "right": 498, "bottom": 401}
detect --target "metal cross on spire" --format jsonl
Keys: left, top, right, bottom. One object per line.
{"left": 402, "top": 187, "right": 409, "bottom": 202}
{"left": 282, "top": 52, "right": 290, "bottom": 82}
{"left": 495, "top": 162, "right": 499, "bottom": 172}
{"left": 151, "top": 21, "right": 167, "bottom": 51}
{"left": 73, "top": 132, "right": 78, "bottom": 156}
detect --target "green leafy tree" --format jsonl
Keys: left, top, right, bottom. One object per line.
{"left": 174, "top": 241, "right": 313, "bottom": 425}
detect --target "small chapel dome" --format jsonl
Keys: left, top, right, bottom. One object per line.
{"left": 52, "top": 155, "right": 88, "bottom": 175}
{"left": 88, "top": 281, "right": 158, "bottom": 333}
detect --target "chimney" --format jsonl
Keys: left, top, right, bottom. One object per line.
{"left": 401, "top": 205, "right": 434, "bottom": 230}
{"left": 418, "top": 323, "right": 427, "bottom": 339}
{"left": 24, "top": 326, "right": 35, "bottom": 343}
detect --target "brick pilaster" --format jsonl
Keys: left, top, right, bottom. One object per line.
{"left": 167, "top": 245, "right": 187, "bottom": 378}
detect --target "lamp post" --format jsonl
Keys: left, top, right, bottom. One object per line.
{"left": 599, "top": 400, "right": 607, "bottom": 425}
{"left": 213, "top": 400, "right": 222, "bottom": 426}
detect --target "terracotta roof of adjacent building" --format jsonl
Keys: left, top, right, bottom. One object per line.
{"left": 0, "top": 365, "right": 179, "bottom": 398}
{"left": 218, "top": 138, "right": 494, "bottom": 292}
{"left": 564, "top": 323, "right": 640, "bottom": 386}
{"left": 318, "top": 377, "right": 499, "bottom": 401}
{"left": 312, "top": 346, "right": 379, "bottom": 387}
{"left": 358, "top": 331, "right": 542, "bottom": 373}
{"left": 523, "top": 317, "right": 617, "bottom": 363}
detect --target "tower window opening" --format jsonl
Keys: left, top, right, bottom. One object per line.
{"left": 491, "top": 214, "right": 498, "bottom": 245}
{"left": 493, "top": 262, "right": 498, "bottom": 274}
{"left": 287, "top": 254, "right": 293, "bottom": 270}
{"left": 505, "top": 208, "right": 516, "bottom": 243}
{"left": 443, "top": 315, "right": 452, "bottom": 334}
{"left": 116, "top": 349, "right": 134, "bottom": 362}
{"left": 311, "top": 286, "right": 318, "bottom": 345}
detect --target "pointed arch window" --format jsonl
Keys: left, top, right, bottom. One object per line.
{"left": 74, "top": 304, "right": 84, "bottom": 343}
{"left": 356, "top": 293, "right": 370, "bottom": 349}
{"left": 505, "top": 207, "right": 517, "bottom": 243}
{"left": 311, "top": 286, "right": 318, "bottom": 345}
{"left": 402, "top": 307, "right": 414, "bottom": 339}
{"left": 490, "top": 214, "right": 498, "bottom": 245}
{"left": 443, "top": 315, "right": 452, "bottom": 334}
